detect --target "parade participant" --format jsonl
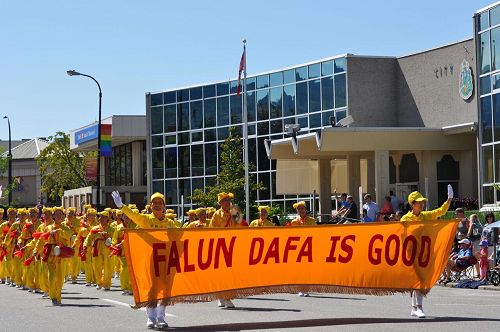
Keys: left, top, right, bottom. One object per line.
{"left": 111, "top": 190, "right": 176, "bottom": 329}
{"left": 111, "top": 210, "right": 123, "bottom": 279}
{"left": 36, "top": 207, "right": 53, "bottom": 297}
{"left": 63, "top": 207, "right": 81, "bottom": 284}
{"left": 185, "top": 208, "right": 208, "bottom": 228}
{"left": 400, "top": 185, "right": 453, "bottom": 318}
{"left": 207, "top": 207, "right": 216, "bottom": 221}
{"left": 72, "top": 208, "right": 96, "bottom": 286}
{"left": 166, "top": 209, "right": 182, "bottom": 228}
{"left": 249, "top": 206, "right": 274, "bottom": 227}
{"left": 209, "top": 192, "right": 242, "bottom": 308}
{"left": 18, "top": 221, "right": 36, "bottom": 292}
{"left": 184, "top": 209, "right": 197, "bottom": 227}
{"left": 290, "top": 201, "right": 317, "bottom": 226}
{"left": 33, "top": 206, "right": 73, "bottom": 305}
{"left": 0, "top": 208, "right": 17, "bottom": 285}
{"left": 28, "top": 207, "right": 41, "bottom": 231}
{"left": 84, "top": 211, "right": 114, "bottom": 291}
{"left": 111, "top": 210, "right": 134, "bottom": 295}
{"left": 290, "top": 201, "right": 316, "bottom": 296}
{"left": 0, "top": 207, "right": 4, "bottom": 284}
{"left": 3, "top": 208, "right": 28, "bottom": 288}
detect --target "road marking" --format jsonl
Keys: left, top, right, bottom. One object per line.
{"left": 101, "top": 299, "right": 177, "bottom": 316}
{"left": 433, "top": 303, "right": 500, "bottom": 306}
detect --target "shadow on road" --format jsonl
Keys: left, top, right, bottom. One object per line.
{"left": 57, "top": 304, "right": 113, "bottom": 308}
{"left": 305, "top": 295, "right": 366, "bottom": 301}
{"left": 221, "top": 307, "right": 301, "bottom": 313}
{"left": 167, "top": 316, "right": 500, "bottom": 331}
{"left": 242, "top": 297, "right": 290, "bottom": 302}
{"left": 62, "top": 296, "right": 100, "bottom": 300}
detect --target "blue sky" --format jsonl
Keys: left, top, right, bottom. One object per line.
{"left": 0, "top": 0, "right": 494, "bottom": 140}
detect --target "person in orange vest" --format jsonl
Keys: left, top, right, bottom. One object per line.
{"left": 112, "top": 190, "right": 176, "bottom": 329}
{"left": 72, "top": 208, "right": 97, "bottom": 287}
{"left": 83, "top": 211, "right": 114, "bottom": 291}
{"left": 249, "top": 206, "right": 274, "bottom": 227}
{"left": 400, "top": 185, "right": 453, "bottom": 319}
{"left": 33, "top": 206, "right": 73, "bottom": 305}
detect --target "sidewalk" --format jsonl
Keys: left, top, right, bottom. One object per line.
{"left": 436, "top": 282, "right": 500, "bottom": 291}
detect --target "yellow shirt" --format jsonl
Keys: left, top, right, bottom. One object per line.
{"left": 33, "top": 223, "right": 73, "bottom": 262}
{"left": 400, "top": 199, "right": 451, "bottom": 222}
{"left": 209, "top": 208, "right": 242, "bottom": 228}
{"left": 185, "top": 220, "right": 208, "bottom": 228}
{"left": 290, "top": 216, "right": 316, "bottom": 226}
{"left": 121, "top": 205, "right": 178, "bottom": 229}
{"left": 83, "top": 224, "right": 114, "bottom": 256}
{"left": 249, "top": 218, "right": 275, "bottom": 227}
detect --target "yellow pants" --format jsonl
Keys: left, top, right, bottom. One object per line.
{"left": 22, "top": 259, "right": 35, "bottom": 289}
{"left": 92, "top": 254, "right": 112, "bottom": 288}
{"left": 38, "top": 260, "right": 49, "bottom": 293}
{"left": 82, "top": 249, "right": 95, "bottom": 284}
{"left": 3, "top": 255, "right": 13, "bottom": 280}
{"left": 0, "top": 259, "right": 4, "bottom": 280}
{"left": 119, "top": 256, "right": 131, "bottom": 291}
{"left": 68, "top": 254, "right": 80, "bottom": 280}
{"left": 48, "top": 261, "right": 64, "bottom": 302}
{"left": 12, "top": 258, "right": 22, "bottom": 285}
{"left": 114, "top": 255, "right": 121, "bottom": 275}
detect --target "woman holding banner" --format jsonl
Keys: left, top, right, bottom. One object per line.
{"left": 111, "top": 190, "right": 176, "bottom": 330}
{"left": 249, "top": 206, "right": 274, "bottom": 227}
{"left": 400, "top": 184, "right": 453, "bottom": 318}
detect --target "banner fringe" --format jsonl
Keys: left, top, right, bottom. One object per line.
{"left": 131, "top": 285, "right": 430, "bottom": 308}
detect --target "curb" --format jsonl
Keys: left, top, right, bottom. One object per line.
{"left": 435, "top": 282, "right": 500, "bottom": 291}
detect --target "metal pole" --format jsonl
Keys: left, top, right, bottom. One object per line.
{"left": 6, "top": 118, "right": 12, "bottom": 206}
{"left": 242, "top": 39, "right": 250, "bottom": 222}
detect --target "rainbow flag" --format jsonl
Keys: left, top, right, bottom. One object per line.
{"left": 100, "top": 124, "right": 112, "bottom": 157}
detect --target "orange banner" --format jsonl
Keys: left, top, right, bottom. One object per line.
{"left": 124, "top": 221, "right": 457, "bottom": 307}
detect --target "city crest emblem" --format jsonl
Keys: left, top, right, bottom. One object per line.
{"left": 459, "top": 59, "right": 473, "bottom": 100}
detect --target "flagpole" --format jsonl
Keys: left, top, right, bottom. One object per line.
{"left": 242, "top": 39, "right": 250, "bottom": 222}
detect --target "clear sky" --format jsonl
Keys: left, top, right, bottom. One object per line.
{"left": 0, "top": 0, "right": 494, "bottom": 140}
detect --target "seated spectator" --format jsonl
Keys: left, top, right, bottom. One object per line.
{"left": 440, "top": 239, "right": 478, "bottom": 283}
{"left": 362, "top": 209, "right": 373, "bottom": 222}
{"left": 340, "top": 195, "right": 358, "bottom": 223}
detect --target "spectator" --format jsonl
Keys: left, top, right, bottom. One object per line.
{"left": 478, "top": 240, "right": 489, "bottom": 281}
{"left": 394, "top": 211, "right": 404, "bottom": 221}
{"left": 271, "top": 215, "right": 280, "bottom": 226}
{"left": 389, "top": 190, "right": 403, "bottom": 213}
{"left": 379, "top": 196, "right": 394, "bottom": 217}
{"left": 334, "top": 193, "right": 349, "bottom": 216}
{"left": 441, "top": 239, "right": 478, "bottom": 282}
{"left": 362, "top": 194, "right": 379, "bottom": 222}
{"left": 361, "top": 209, "right": 371, "bottom": 222}
{"left": 482, "top": 213, "right": 496, "bottom": 246}
{"left": 340, "top": 195, "right": 358, "bottom": 223}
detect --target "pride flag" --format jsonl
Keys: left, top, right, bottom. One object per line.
{"left": 100, "top": 124, "right": 112, "bottom": 157}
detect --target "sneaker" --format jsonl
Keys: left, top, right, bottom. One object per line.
{"left": 225, "top": 300, "right": 235, "bottom": 308}
{"left": 103, "top": 287, "right": 110, "bottom": 291}
{"left": 218, "top": 300, "right": 225, "bottom": 307}
{"left": 298, "top": 292, "right": 309, "bottom": 297}
{"left": 42, "top": 293, "right": 49, "bottom": 298}
{"left": 96, "top": 285, "right": 101, "bottom": 290}
{"left": 156, "top": 318, "right": 168, "bottom": 329}
{"left": 71, "top": 279, "right": 77, "bottom": 284}
{"left": 85, "top": 283, "right": 91, "bottom": 287}
{"left": 51, "top": 299, "right": 59, "bottom": 306}
{"left": 146, "top": 318, "right": 156, "bottom": 329}
{"left": 411, "top": 308, "right": 426, "bottom": 318}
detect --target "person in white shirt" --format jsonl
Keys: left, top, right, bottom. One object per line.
{"left": 362, "top": 194, "right": 379, "bottom": 222}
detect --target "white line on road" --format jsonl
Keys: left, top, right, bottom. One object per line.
{"left": 101, "top": 299, "right": 177, "bottom": 317}
{"left": 433, "top": 303, "right": 500, "bottom": 306}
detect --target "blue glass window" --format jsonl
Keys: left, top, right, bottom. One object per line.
{"left": 483, "top": 146, "right": 494, "bottom": 183}
{"left": 270, "top": 72, "right": 283, "bottom": 86}
{"left": 297, "top": 116, "right": 308, "bottom": 129}
{"left": 151, "top": 135, "right": 163, "bottom": 148}
{"left": 230, "top": 80, "right": 239, "bottom": 94}
{"left": 270, "top": 119, "right": 283, "bottom": 134}
{"left": 217, "top": 127, "right": 229, "bottom": 140}
{"left": 178, "top": 89, "right": 189, "bottom": 102}
{"left": 152, "top": 148, "right": 164, "bottom": 179}
{"left": 321, "top": 76, "right": 334, "bottom": 110}
{"left": 190, "top": 101, "right": 203, "bottom": 130}
{"left": 151, "top": 106, "right": 163, "bottom": 134}
{"left": 480, "top": 31, "right": 491, "bottom": 74}
{"left": 308, "top": 63, "right": 320, "bottom": 79}
{"left": 322, "top": 110, "right": 334, "bottom": 127}
{"left": 204, "top": 129, "right": 216, "bottom": 142}
{"left": 295, "top": 66, "right": 307, "bottom": 81}
{"left": 178, "top": 132, "right": 189, "bottom": 145}
{"left": 482, "top": 75, "right": 492, "bottom": 95}
{"left": 257, "top": 137, "right": 270, "bottom": 171}
{"left": 205, "top": 143, "right": 217, "bottom": 175}
{"left": 335, "top": 74, "right": 347, "bottom": 108}
{"left": 270, "top": 87, "right": 282, "bottom": 119}
{"left": 309, "top": 79, "right": 321, "bottom": 113}
{"left": 217, "top": 82, "right": 229, "bottom": 96}
{"left": 152, "top": 180, "right": 164, "bottom": 194}
{"left": 203, "top": 85, "right": 216, "bottom": 98}
{"left": 190, "top": 87, "right": 202, "bottom": 100}
{"left": 479, "top": 11, "right": 489, "bottom": 31}
{"left": 191, "top": 131, "right": 202, "bottom": 142}
{"left": 492, "top": 27, "right": 500, "bottom": 72}
{"left": 217, "top": 96, "right": 229, "bottom": 126}
{"left": 336, "top": 109, "right": 347, "bottom": 122}
{"left": 492, "top": 6, "right": 500, "bottom": 27}
{"left": 165, "top": 134, "right": 176, "bottom": 145}
{"left": 178, "top": 179, "right": 191, "bottom": 199}
{"left": 283, "top": 84, "right": 296, "bottom": 117}
{"left": 296, "top": 82, "right": 308, "bottom": 114}
{"left": 247, "top": 77, "right": 256, "bottom": 91}
{"left": 165, "top": 180, "right": 178, "bottom": 204}
{"left": 257, "top": 121, "right": 269, "bottom": 136}
{"left": 192, "top": 177, "right": 204, "bottom": 193}
{"left": 283, "top": 69, "right": 295, "bottom": 84}
{"left": 257, "top": 89, "right": 269, "bottom": 121}
{"left": 334, "top": 58, "right": 347, "bottom": 73}
{"left": 151, "top": 93, "right": 163, "bottom": 106}
{"left": 309, "top": 112, "right": 321, "bottom": 129}
{"left": 257, "top": 75, "right": 269, "bottom": 89}
{"left": 248, "top": 123, "right": 256, "bottom": 136}
{"left": 165, "top": 147, "right": 177, "bottom": 178}
{"left": 204, "top": 98, "right": 216, "bottom": 128}
{"left": 493, "top": 93, "right": 500, "bottom": 140}
{"left": 163, "top": 91, "right": 176, "bottom": 104}
{"left": 178, "top": 103, "right": 189, "bottom": 131}
{"left": 232, "top": 125, "right": 242, "bottom": 137}
{"left": 164, "top": 105, "right": 176, "bottom": 133}
{"left": 191, "top": 144, "right": 204, "bottom": 176}
{"left": 179, "top": 146, "right": 190, "bottom": 177}
{"left": 322, "top": 61, "right": 334, "bottom": 76}
{"left": 248, "top": 138, "right": 256, "bottom": 166}
{"left": 230, "top": 94, "right": 242, "bottom": 124}
{"left": 247, "top": 91, "right": 256, "bottom": 122}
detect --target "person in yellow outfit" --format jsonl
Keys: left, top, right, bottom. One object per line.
{"left": 209, "top": 192, "right": 243, "bottom": 308}
{"left": 400, "top": 185, "right": 453, "bottom": 319}
{"left": 28, "top": 207, "right": 41, "bottom": 231}
{"left": 111, "top": 210, "right": 123, "bottom": 279}
{"left": 183, "top": 209, "right": 197, "bottom": 227}
{"left": 207, "top": 207, "right": 216, "bottom": 221}
{"left": 0, "top": 208, "right": 15, "bottom": 285}
{"left": 27, "top": 206, "right": 42, "bottom": 292}
{"left": 0, "top": 207, "right": 4, "bottom": 284}
{"left": 3, "top": 208, "right": 29, "bottom": 288}
{"left": 63, "top": 207, "right": 81, "bottom": 284}
{"left": 83, "top": 211, "right": 114, "bottom": 291}
{"left": 72, "top": 208, "right": 96, "bottom": 286}
{"left": 36, "top": 207, "right": 54, "bottom": 297}
{"left": 290, "top": 201, "right": 317, "bottom": 226}
{"left": 249, "top": 206, "right": 274, "bottom": 227}
{"left": 111, "top": 190, "right": 176, "bottom": 329}
{"left": 111, "top": 210, "right": 134, "bottom": 295}
{"left": 18, "top": 222, "right": 36, "bottom": 292}
{"left": 185, "top": 208, "right": 209, "bottom": 228}
{"left": 33, "top": 206, "right": 73, "bottom": 305}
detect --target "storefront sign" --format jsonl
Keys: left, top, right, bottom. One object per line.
{"left": 75, "top": 124, "right": 98, "bottom": 145}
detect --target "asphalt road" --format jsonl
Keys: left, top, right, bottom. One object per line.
{"left": 1, "top": 276, "right": 500, "bottom": 331}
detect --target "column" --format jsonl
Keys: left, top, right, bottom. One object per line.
{"left": 317, "top": 159, "right": 332, "bottom": 224}
{"left": 132, "top": 141, "right": 143, "bottom": 186}
{"left": 347, "top": 155, "right": 361, "bottom": 197}
{"left": 374, "top": 150, "right": 390, "bottom": 206}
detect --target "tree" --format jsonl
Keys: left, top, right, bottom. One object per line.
{"left": 191, "top": 127, "right": 264, "bottom": 217}
{"left": 36, "top": 132, "right": 93, "bottom": 204}
{"left": 0, "top": 146, "right": 15, "bottom": 205}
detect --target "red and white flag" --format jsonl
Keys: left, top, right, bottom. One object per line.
{"left": 237, "top": 48, "right": 246, "bottom": 96}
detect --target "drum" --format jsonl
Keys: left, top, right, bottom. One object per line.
{"left": 105, "top": 238, "right": 112, "bottom": 247}
{"left": 53, "top": 246, "right": 75, "bottom": 258}
{"left": 71, "top": 235, "right": 77, "bottom": 244}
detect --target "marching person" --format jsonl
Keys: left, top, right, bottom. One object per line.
{"left": 36, "top": 207, "right": 54, "bottom": 297}
{"left": 72, "top": 208, "right": 97, "bottom": 286}
{"left": 33, "top": 206, "right": 73, "bottom": 305}
{"left": 84, "top": 211, "right": 114, "bottom": 291}
{"left": 63, "top": 207, "right": 81, "bottom": 284}
{"left": 111, "top": 209, "right": 135, "bottom": 295}
{"left": 249, "top": 206, "right": 274, "bottom": 227}
{"left": 3, "top": 208, "right": 28, "bottom": 288}
{"left": 400, "top": 184, "right": 453, "bottom": 318}
{"left": 112, "top": 190, "right": 176, "bottom": 329}
{"left": 185, "top": 208, "right": 208, "bottom": 228}
{"left": 1, "top": 208, "right": 17, "bottom": 286}
{"left": 184, "top": 209, "right": 197, "bottom": 227}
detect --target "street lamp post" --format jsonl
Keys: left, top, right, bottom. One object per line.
{"left": 3, "top": 116, "right": 12, "bottom": 207}
{"left": 67, "top": 70, "right": 102, "bottom": 211}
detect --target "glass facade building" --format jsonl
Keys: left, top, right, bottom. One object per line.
{"left": 147, "top": 56, "right": 348, "bottom": 213}
{"left": 477, "top": 3, "right": 500, "bottom": 205}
